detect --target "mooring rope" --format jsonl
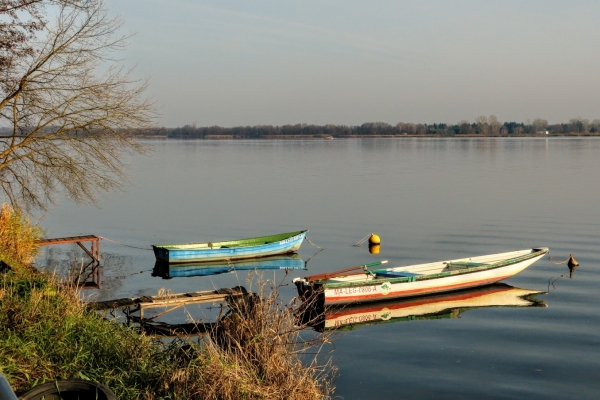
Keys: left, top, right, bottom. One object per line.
{"left": 548, "top": 252, "right": 569, "bottom": 265}
{"left": 548, "top": 251, "right": 578, "bottom": 267}
{"left": 353, "top": 234, "right": 371, "bottom": 247}
{"left": 304, "top": 248, "right": 324, "bottom": 266}
{"left": 547, "top": 274, "right": 565, "bottom": 291}
{"left": 305, "top": 236, "right": 324, "bottom": 250}
{"left": 99, "top": 236, "right": 153, "bottom": 251}
{"left": 546, "top": 251, "right": 579, "bottom": 291}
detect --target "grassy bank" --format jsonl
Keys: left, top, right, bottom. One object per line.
{"left": 0, "top": 205, "right": 335, "bottom": 399}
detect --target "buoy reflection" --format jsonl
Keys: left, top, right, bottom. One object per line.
{"left": 369, "top": 244, "right": 380, "bottom": 254}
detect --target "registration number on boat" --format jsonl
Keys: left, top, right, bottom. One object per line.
{"left": 335, "top": 313, "right": 378, "bottom": 327}
{"left": 333, "top": 285, "right": 378, "bottom": 295}
{"left": 279, "top": 234, "right": 302, "bottom": 244}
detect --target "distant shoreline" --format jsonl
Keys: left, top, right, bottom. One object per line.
{"left": 139, "top": 133, "right": 600, "bottom": 140}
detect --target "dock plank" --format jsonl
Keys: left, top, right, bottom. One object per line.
{"left": 87, "top": 288, "right": 245, "bottom": 311}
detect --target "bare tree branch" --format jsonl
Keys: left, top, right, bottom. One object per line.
{"left": 1, "top": 0, "right": 156, "bottom": 212}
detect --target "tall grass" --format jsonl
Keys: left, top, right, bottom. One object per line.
{"left": 0, "top": 275, "right": 160, "bottom": 398}
{"left": 0, "top": 271, "right": 336, "bottom": 399}
{"left": 0, "top": 203, "right": 43, "bottom": 271}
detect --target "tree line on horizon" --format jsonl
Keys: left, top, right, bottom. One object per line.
{"left": 149, "top": 116, "right": 600, "bottom": 138}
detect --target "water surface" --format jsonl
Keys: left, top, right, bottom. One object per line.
{"left": 38, "top": 138, "right": 600, "bottom": 399}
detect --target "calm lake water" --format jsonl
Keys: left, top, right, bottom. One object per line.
{"left": 37, "top": 138, "right": 600, "bottom": 399}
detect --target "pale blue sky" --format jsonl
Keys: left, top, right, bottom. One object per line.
{"left": 107, "top": 0, "right": 600, "bottom": 128}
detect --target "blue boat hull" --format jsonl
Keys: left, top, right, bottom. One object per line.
{"left": 152, "top": 231, "right": 307, "bottom": 264}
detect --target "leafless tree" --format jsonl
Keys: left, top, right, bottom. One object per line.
{"left": 568, "top": 118, "right": 579, "bottom": 133}
{"left": 568, "top": 117, "right": 590, "bottom": 133}
{"left": 475, "top": 115, "right": 489, "bottom": 135}
{"left": 1, "top": 0, "right": 45, "bottom": 77}
{"left": 532, "top": 118, "right": 548, "bottom": 133}
{"left": 489, "top": 115, "right": 501, "bottom": 135}
{"left": 397, "top": 123, "right": 416, "bottom": 135}
{"left": 0, "top": 0, "right": 155, "bottom": 212}
{"left": 1, "top": 1, "right": 84, "bottom": 93}
{"left": 581, "top": 118, "right": 591, "bottom": 133}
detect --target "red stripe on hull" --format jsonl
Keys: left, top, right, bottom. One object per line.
{"left": 325, "top": 275, "right": 512, "bottom": 305}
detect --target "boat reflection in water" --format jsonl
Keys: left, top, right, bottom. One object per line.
{"left": 299, "top": 283, "right": 546, "bottom": 332}
{"left": 152, "top": 253, "right": 306, "bottom": 279}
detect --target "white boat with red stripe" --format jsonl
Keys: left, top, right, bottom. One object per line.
{"left": 293, "top": 247, "right": 548, "bottom": 306}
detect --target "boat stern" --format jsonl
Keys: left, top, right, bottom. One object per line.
{"left": 293, "top": 277, "right": 324, "bottom": 302}
{"left": 293, "top": 277, "right": 309, "bottom": 298}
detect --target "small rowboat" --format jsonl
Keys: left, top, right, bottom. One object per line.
{"left": 293, "top": 247, "right": 548, "bottom": 305}
{"left": 299, "top": 284, "right": 546, "bottom": 332}
{"left": 152, "top": 230, "right": 307, "bottom": 264}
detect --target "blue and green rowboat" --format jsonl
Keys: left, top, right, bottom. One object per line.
{"left": 152, "top": 230, "right": 307, "bottom": 264}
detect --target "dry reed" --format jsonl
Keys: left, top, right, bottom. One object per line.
{"left": 193, "top": 279, "right": 337, "bottom": 399}
{"left": 144, "top": 277, "right": 337, "bottom": 399}
{"left": 0, "top": 203, "right": 43, "bottom": 269}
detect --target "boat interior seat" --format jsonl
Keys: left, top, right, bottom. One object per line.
{"left": 444, "top": 261, "right": 488, "bottom": 271}
{"left": 375, "top": 271, "right": 422, "bottom": 279}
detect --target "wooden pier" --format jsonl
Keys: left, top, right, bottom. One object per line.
{"left": 38, "top": 235, "right": 101, "bottom": 288}
{"left": 38, "top": 235, "right": 101, "bottom": 263}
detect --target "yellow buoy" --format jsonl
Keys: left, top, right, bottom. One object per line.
{"left": 368, "top": 234, "right": 381, "bottom": 245}
{"left": 369, "top": 244, "right": 381, "bottom": 254}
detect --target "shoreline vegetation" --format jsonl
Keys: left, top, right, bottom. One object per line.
{"left": 133, "top": 117, "right": 600, "bottom": 139}
{"left": 0, "top": 205, "right": 336, "bottom": 399}
{"left": 141, "top": 132, "right": 600, "bottom": 140}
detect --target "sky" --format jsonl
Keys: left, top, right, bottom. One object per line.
{"left": 107, "top": 0, "right": 600, "bottom": 128}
